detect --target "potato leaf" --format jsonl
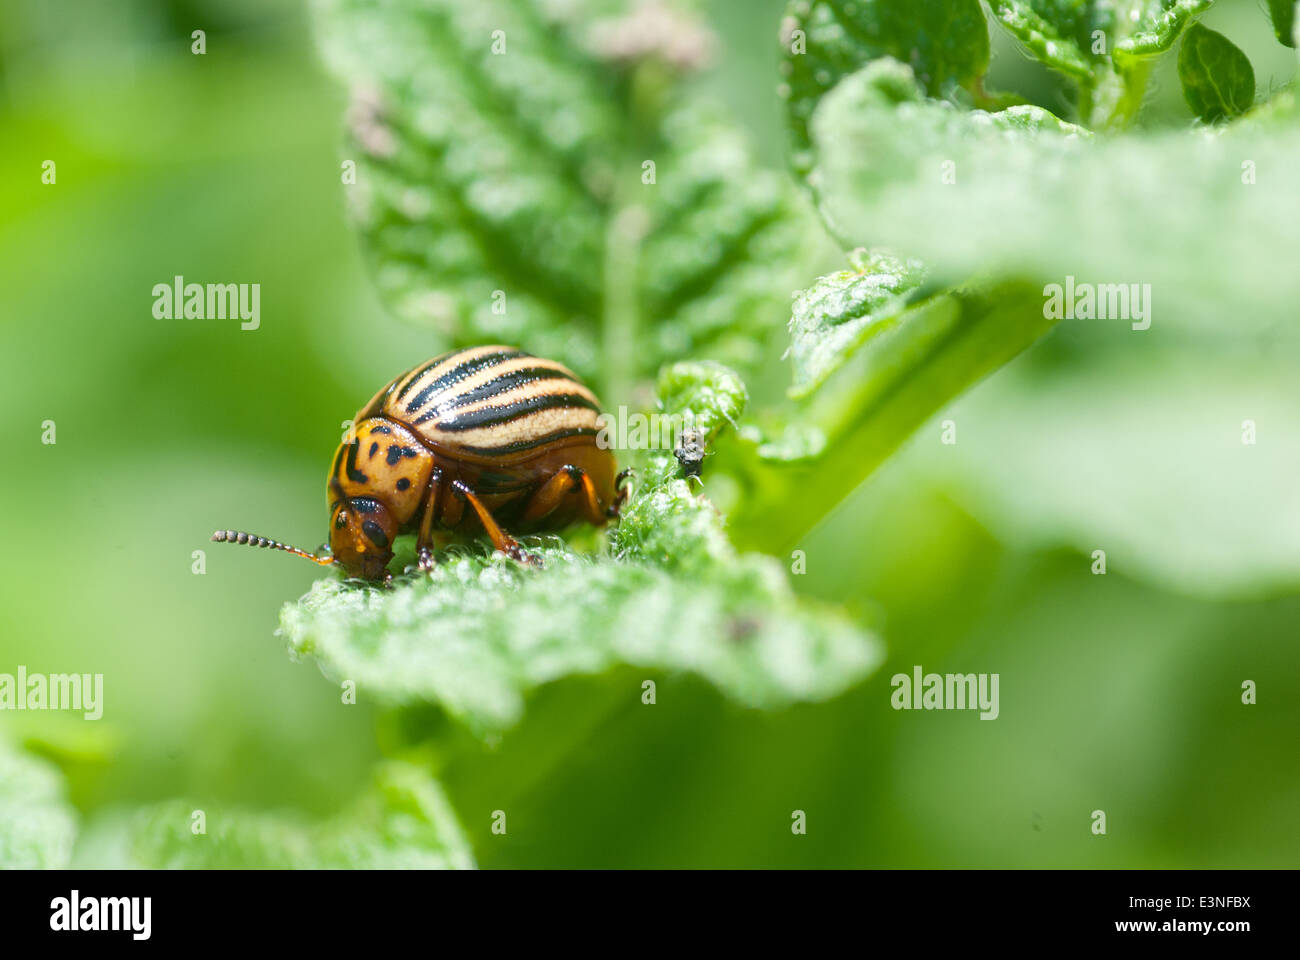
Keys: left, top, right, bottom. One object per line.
{"left": 986, "top": 0, "right": 1115, "bottom": 84}
{"left": 786, "top": 250, "right": 928, "bottom": 397}
{"left": 1178, "top": 23, "right": 1256, "bottom": 122}
{"left": 1266, "top": 0, "right": 1297, "bottom": 47}
{"left": 780, "top": 0, "right": 990, "bottom": 175}
{"left": 904, "top": 351, "right": 1300, "bottom": 598}
{"left": 808, "top": 60, "right": 1300, "bottom": 328}
{"left": 313, "top": 0, "right": 809, "bottom": 393}
{"left": 1112, "top": 0, "right": 1215, "bottom": 64}
{"left": 81, "top": 762, "right": 474, "bottom": 869}
{"left": 0, "top": 737, "right": 78, "bottom": 868}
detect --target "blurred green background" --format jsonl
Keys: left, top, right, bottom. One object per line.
{"left": 1, "top": 0, "right": 1296, "bottom": 867}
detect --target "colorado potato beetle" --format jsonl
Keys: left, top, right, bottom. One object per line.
{"left": 213, "top": 346, "right": 627, "bottom": 582}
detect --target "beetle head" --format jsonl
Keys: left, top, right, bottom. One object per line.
{"left": 329, "top": 496, "right": 398, "bottom": 580}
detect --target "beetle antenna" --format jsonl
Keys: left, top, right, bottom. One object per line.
{"left": 210, "top": 530, "right": 335, "bottom": 566}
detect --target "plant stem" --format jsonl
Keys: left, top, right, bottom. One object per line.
{"left": 602, "top": 199, "right": 645, "bottom": 408}
{"left": 728, "top": 282, "right": 1059, "bottom": 555}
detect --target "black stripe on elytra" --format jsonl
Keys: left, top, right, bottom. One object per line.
{"left": 344, "top": 440, "right": 368, "bottom": 484}
{"left": 394, "top": 358, "right": 443, "bottom": 402}
{"left": 433, "top": 392, "right": 598, "bottom": 433}
{"left": 411, "top": 367, "right": 580, "bottom": 424}
{"left": 403, "top": 349, "right": 523, "bottom": 415}
{"left": 452, "top": 426, "right": 599, "bottom": 456}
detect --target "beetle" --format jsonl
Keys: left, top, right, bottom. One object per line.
{"left": 212, "top": 345, "right": 627, "bottom": 582}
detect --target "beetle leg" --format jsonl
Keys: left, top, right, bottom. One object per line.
{"left": 451, "top": 479, "right": 542, "bottom": 567}
{"left": 609, "top": 468, "right": 634, "bottom": 519}
{"left": 415, "top": 467, "right": 444, "bottom": 572}
{"left": 519, "top": 465, "right": 607, "bottom": 527}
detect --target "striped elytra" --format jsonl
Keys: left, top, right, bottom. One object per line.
{"left": 213, "top": 346, "right": 627, "bottom": 582}
{"left": 358, "top": 345, "right": 602, "bottom": 458}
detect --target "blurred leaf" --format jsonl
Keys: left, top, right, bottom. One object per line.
{"left": 786, "top": 250, "right": 928, "bottom": 397}
{"left": 280, "top": 361, "right": 881, "bottom": 732}
{"left": 806, "top": 59, "right": 1300, "bottom": 327}
{"left": 1266, "top": 0, "right": 1297, "bottom": 47}
{"left": 312, "top": 0, "right": 810, "bottom": 393}
{"left": 905, "top": 352, "right": 1300, "bottom": 598}
{"left": 93, "top": 762, "right": 473, "bottom": 869}
{"left": 1179, "top": 23, "right": 1255, "bottom": 122}
{"left": 780, "top": 0, "right": 989, "bottom": 174}
{"left": 0, "top": 736, "right": 78, "bottom": 868}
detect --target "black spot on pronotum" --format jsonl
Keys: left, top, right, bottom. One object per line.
{"left": 345, "top": 440, "right": 368, "bottom": 483}
{"left": 371, "top": 424, "right": 391, "bottom": 435}
{"left": 396, "top": 477, "right": 411, "bottom": 491}
{"left": 386, "top": 445, "right": 402, "bottom": 465}
{"left": 368, "top": 441, "right": 379, "bottom": 458}
{"left": 361, "top": 519, "right": 389, "bottom": 548}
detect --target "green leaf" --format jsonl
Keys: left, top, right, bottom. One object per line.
{"left": 313, "top": 0, "right": 809, "bottom": 394}
{"left": 986, "top": 0, "right": 1115, "bottom": 84}
{"left": 1178, "top": 23, "right": 1255, "bottom": 122}
{"left": 780, "top": 0, "right": 990, "bottom": 175}
{"left": 781, "top": 2, "right": 1220, "bottom": 139}
{"left": 806, "top": 59, "right": 1300, "bottom": 328}
{"left": 0, "top": 737, "right": 78, "bottom": 868}
{"left": 1090, "top": 1, "right": 1212, "bottom": 126}
{"left": 280, "top": 362, "right": 881, "bottom": 732}
{"left": 651, "top": 360, "right": 747, "bottom": 443}
{"left": 283, "top": 547, "right": 881, "bottom": 732}
{"left": 1266, "top": 0, "right": 1297, "bottom": 47}
{"left": 786, "top": 249, "right": 928, "bottom": 397}
{"left": 905, "top": 351, "right": 1300, "bottom": 598}
{"left": 83, "top": 762, "right": 474, "bottom": 869}
{"left": 1112, "top": 0, "right": 1215, "bottom": 63}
